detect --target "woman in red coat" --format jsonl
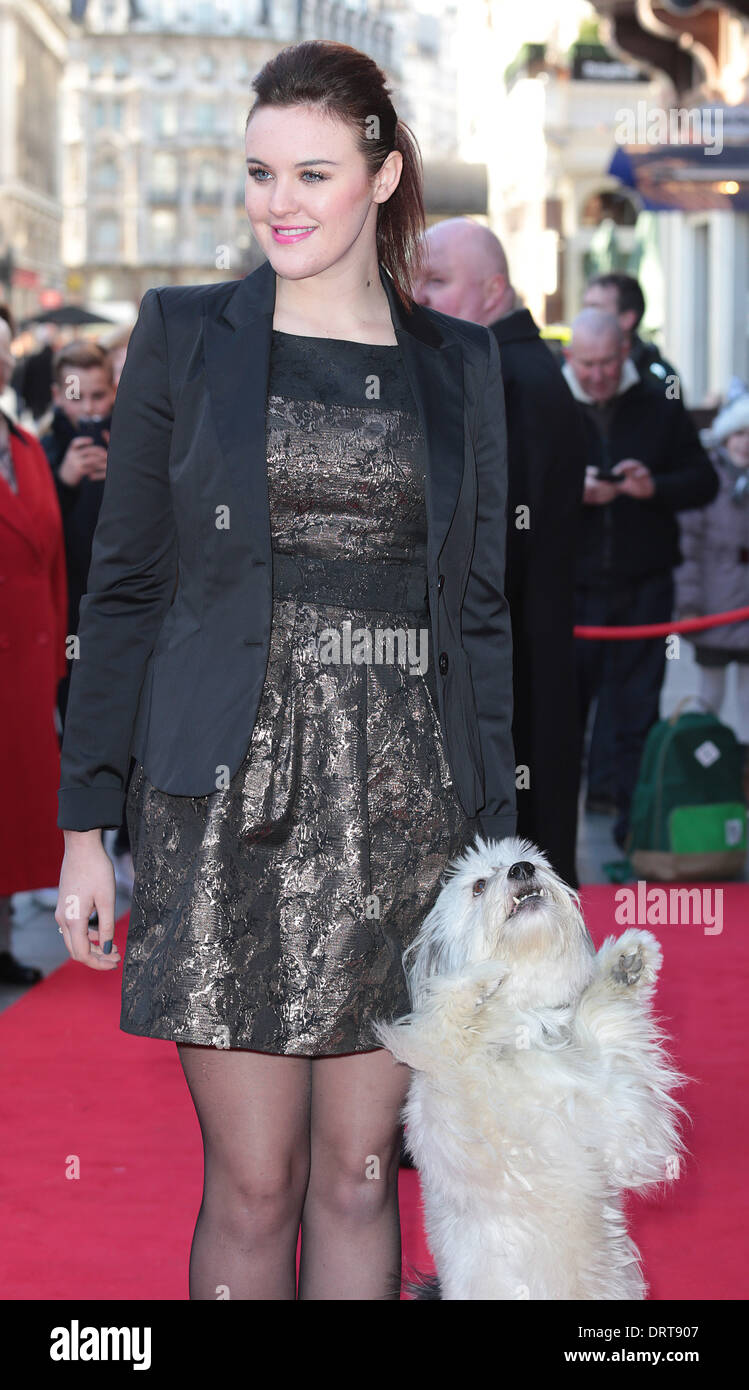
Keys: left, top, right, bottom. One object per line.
{"left": 0, "top": 403, "right": 68, "bottom": 982}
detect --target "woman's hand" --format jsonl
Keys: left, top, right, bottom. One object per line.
{"left": 55, "top": 830, "right": 121, "bottom": 969}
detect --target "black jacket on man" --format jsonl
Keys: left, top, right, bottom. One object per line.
{"left": 490, "top": 308, "right": 588, "bottom": 887}
{"left": 571, "top": 374, "right": 719, "bottom": 586}
{"left": 629, "top": 331, "right": 678, "bottom": 389}
{"left": 57, "top": 259, "right": 517, "bottom": 842}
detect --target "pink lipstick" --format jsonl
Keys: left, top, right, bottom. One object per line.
{"left": 271, "top": 226, "right": 317, "bottom": 244}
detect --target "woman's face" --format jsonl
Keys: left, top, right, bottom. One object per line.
{"left": 244, "top": 104, "right": 401, "bottom": 279}
{"left": 725, "top": 427, "right": 749, "bottom": 468}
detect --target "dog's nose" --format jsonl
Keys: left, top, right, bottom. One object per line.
{"left": 508, "top": 861, "right": 536, "bottom": 882}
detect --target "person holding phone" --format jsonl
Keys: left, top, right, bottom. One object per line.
{"left": 40, "top": 339, "right": 115, "bottom": 726}
{"left": 563, "top": 307, "right": 718, "bottom": 853}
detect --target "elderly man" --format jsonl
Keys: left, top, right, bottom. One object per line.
{"left": 414, "top": 219, "right": 587, "bottom": 888}
{"left": 583, "top": 273, "right": 678, "bottom": 390}
{"left": 564, "top": 308, "right": 718, "bottom": 851}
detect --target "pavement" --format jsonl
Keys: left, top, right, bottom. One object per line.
{"left": 2, "top": 637, "right": 745, "bottom": 1017}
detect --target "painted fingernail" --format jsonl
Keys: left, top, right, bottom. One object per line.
{"left": 102, "top": 940, "right": 113, "bottom": 954}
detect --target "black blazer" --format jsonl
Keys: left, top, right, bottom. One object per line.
{"left": 57, "top": 258, "right": 517, "bottom": 841}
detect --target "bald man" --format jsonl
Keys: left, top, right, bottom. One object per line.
{"left": 414, "top": 219, "right": 587, "bottom": 888}
{"left": 564, "top": 308, "right": 718, "bottom": 851}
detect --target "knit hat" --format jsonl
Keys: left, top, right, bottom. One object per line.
{"left": 708, "top": 393, "right": 749, "bottom": 445}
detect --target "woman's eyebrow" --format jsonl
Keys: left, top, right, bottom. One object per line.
{"left": 245, "top": 157, "right": 340, "bottom": 167}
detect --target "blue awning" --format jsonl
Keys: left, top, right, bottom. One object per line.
{"left": 608, "top": 143, "right": 749, "bottom": 212}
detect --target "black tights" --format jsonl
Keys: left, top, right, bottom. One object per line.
{"left": 176, "top": 1042, "right": 411, "bottom": 1300}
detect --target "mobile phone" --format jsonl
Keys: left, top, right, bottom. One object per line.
{"left": 76, "top": 415, "right": 111, "bottom": 448}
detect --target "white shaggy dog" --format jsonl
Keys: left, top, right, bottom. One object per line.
{"left": 374, "top": 835, "right": 688, "bottom": 1300}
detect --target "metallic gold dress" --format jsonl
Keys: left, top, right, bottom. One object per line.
{"left": 121, "top": 329, "right": 478, "bottom": 1055}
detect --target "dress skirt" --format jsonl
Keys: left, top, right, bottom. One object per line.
{"left": 120, "top": 330, "right": 479, "bottom": 1056}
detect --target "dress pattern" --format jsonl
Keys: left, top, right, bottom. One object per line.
{"left": 121, "top": 330, "right": 478, "bottom": 1055}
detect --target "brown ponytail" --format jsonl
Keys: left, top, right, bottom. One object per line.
{"left": 246, "top": 40, "right": 426, "bottom": 312}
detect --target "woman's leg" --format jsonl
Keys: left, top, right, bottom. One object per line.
{"left": 298, "top": 1046, "right": 411, "bottom": 1300}
{"left": 176, "top": 1043, "right": 312, "bottom": 1300}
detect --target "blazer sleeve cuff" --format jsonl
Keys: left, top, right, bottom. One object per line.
{"left": 57, "top": 786, "right": 124, "bottom": 831}
{"left": 478, "top": 812, "right": 518, "bottom": 842}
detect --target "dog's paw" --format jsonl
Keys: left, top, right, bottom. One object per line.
{"left": 607, "top": 929, "right": 662, "bottom": 990}
{"left": 611, "top": 945, "right": 644, "bottom": 986}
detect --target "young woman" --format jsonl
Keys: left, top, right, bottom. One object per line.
{"left": 55, "top": 40, "right": 516, "bottom": 1300}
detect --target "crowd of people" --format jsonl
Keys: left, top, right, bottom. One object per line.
{"left": 1, "top": 231, "right": 748, "bottom": 984}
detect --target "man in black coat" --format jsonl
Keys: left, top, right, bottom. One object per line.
{"left": 414, "top": 219, "right": 587, "bottom": 887}
{"left": 581, "top": 274, "right": 681, "bottom": 812}
{"left": 563, "top": 308, "right": 718, "bottom": 851}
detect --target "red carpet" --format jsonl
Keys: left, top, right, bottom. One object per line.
{"left": 1, "top": 882, "right": 746, "bottom": 1300}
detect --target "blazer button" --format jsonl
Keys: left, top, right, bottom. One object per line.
{"left": 438, "top": 651, "right": 449, "bottom": 674}
{"left": 437, "top": 573, "right": 444, "bottom": 594}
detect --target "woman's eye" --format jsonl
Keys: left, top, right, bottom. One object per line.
{"left": 246, "top": 167, "right": 326, "bottom": 183}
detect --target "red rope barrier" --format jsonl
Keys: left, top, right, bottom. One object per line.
{"left": 574, "top": 605, "right": 749, "bottom": 640}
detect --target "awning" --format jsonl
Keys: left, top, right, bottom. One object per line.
{"left": 608, "top": 142, "right": 749, "bottom": 213}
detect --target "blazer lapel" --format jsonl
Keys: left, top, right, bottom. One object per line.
{"left": 204, "top": 256, "right": 465, "bottom": 566}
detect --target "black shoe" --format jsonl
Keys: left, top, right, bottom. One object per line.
{"left": 0, "top": 951, "right": 43, "bottom": 985}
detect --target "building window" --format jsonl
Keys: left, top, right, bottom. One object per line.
{"left": 153, "top": 54, "right": 177, "bottom": 81}
{"left": 93, "top": 158, "right": 119, "bottom": 191}
{"left": 196, "top": 160, "right": 220, "bottom": 199}
{"left": 196, "top": 53, "right": 216, "bottom": 81}
{"left": 152, "top": 150, "right": 179, "bottom": 195}
{"left": 196, "top": 2, "right": 216, "bottom": 27}
{"left": 150, "top": 209, "right": 178, "bottom": 258}
{"left": 196, "top": 214, "right": 217, "bottom": 259}
{"left": 194, "top": 102, "right": 217, "bottom": 135}
{"left": 92, "top": 216, "right": 119, "bottom": 254}
{"left": 153, "top": 99, "right": 179, "bottom": 138}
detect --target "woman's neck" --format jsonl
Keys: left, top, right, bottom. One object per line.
{"left": 271, "top": 262, "right": 397, "bottom": 346}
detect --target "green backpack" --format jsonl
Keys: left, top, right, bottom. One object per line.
{"left": 628, "top": 700, "right": 747, "bottom": 880}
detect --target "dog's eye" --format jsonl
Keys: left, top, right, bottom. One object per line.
{"left": 472, "top": 878, "right": 487, "bottom": 897}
